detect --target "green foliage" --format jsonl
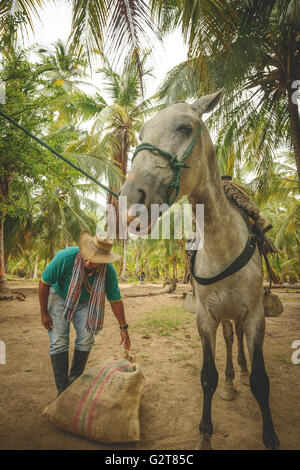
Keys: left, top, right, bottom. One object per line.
{"left": 156, "top": 0, "right": 300, "bottom": 182}
{"left": 1, "top": 3, "right": 299, "bottom": 283}
{"left": 66, "top": 51, "right": 155, "bottom": 200}
{"left": 0, "top": 49, "right": 79, "bottom": 216}
{"left": 0, "top": 44, "right": 98, "bottom": 278}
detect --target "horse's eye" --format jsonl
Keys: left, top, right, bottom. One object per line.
{"left": 177, "top": 125, "right": 193, "bottom": 134}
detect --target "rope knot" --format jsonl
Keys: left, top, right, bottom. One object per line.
{"left": 169, "top": 155, "right": 178, "bottom": 167}
{"left": 169, "top": 155, "right": 190, "bottom": 169}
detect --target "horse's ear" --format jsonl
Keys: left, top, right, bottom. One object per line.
{"left": 191, "top": 88, "right": 224, "bottom": 116}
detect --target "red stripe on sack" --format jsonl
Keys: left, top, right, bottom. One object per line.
{"left": 86, "top": 365, "right": 123, "bottom": 439}
{"left": 74, "top": 359, "right": 119, "bottom": 433}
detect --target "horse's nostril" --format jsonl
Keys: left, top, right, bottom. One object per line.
{"left": 138, "top": 189, "right": 146, "bottom": 204}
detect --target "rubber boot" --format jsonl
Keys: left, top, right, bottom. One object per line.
{"left": 69, "top": 349, "right": 90, "bottom": 385}
{"left": 50, "top": 351, "right": 70, "bottom": 396}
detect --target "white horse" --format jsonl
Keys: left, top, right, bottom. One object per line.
{"left": 120, "top": 90, "right": 279, "bottom": 450}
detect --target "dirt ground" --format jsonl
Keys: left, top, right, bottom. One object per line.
{"left": 0, "top": 280, "right": 299, "bottom": 450}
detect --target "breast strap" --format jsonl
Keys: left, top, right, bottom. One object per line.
{"left": 190, "top": 232, "right": 259, "bottom": 285}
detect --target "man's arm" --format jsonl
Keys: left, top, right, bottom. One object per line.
{"left": 109, "top": 300, "right": 131, "bottom": 351}
{"left": 39, "top": 281, "right": 53, "bottom": 331}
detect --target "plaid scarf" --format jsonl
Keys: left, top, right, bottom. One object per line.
{"left": 62, "top": 253, "right": 107, "bottom": 335}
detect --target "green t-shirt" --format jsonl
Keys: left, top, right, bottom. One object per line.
{"left": 41, "top": 247, "right": 121, "bottom": 303}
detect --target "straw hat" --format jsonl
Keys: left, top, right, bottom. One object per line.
{"left": 79, "top": 230, "right": 122, "bottom": 263}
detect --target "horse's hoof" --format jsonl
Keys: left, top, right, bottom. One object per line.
{"left": 221, "top": 383, "right": 237, "bottom": 401}
{"left": 199, "top": 438, "right": 213, "bottom": 450}
{"left": 263, "top": 432, "right": 280, "bottom": 450}
{"left": 240, "top": 372, "right": 250, "bottom": 386}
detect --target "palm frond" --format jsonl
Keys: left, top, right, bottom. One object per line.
{"left": 105, "top": 0, "right": 160, "bottom": 60}
{"left": 0, "top": 0, "right": 47, "bottom": 36}
{"left": 68, "top": 0, "right": 108, "bottom": 64}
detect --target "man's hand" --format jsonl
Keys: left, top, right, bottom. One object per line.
{"left": 120, "top": 329, "right": 131, "bottom": 351}
{"left": 39, "top": 281, "right": 51, "bottom": 330}
{"left": 109, "top": 300, "right": 131, "bottom": 350}
{"left": 41, "top": 312, "right": 53, "bottom": 331}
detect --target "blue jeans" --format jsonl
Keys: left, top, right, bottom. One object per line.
{"left": 47, "top": 288, "right": 95, "bottom": 356}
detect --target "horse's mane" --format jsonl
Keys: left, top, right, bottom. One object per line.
{"left": 221, "top": 180, "right": 266, "bottom": 232}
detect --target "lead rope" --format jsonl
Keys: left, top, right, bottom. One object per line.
{"left": 132, "top": 122, "right": 204, "bottom": 206}
{"left": 0, "top": 109, "right": 119, "bottom": 199}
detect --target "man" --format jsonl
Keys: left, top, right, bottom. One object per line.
{"left": 39, "top": 230, "right": 131, "bottom": 395}
{"left": 139, "top": 270, "right": 145, "bottom": 285}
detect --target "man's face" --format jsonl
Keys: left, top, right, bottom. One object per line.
{"left": 83, "top": 258, "right": 101, "bottom": 271}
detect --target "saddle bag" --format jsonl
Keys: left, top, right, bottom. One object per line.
{"left": 263, "top": 288, "right": 284, "bottom": 318}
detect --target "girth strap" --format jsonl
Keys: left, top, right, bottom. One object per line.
{"left": 190, "top": 233, "right": 258, "bottom": 285}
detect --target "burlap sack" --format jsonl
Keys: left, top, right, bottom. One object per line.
{"left": 43, "top": 357, "right": 145, "bottom": 443}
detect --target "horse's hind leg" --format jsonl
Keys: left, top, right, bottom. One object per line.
{"left": 244, "top": 310, "right": 279, "bottom": 450}
{"left": 235, "top": 318, "right": 250, "bottom": 386}
{"left": 197, "top": 314, "right": 219, "bottom": 450}
{"left": 221, "top": 320, "right": 237, "bottom": 401}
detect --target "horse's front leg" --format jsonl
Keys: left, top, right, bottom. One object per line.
{"left": 197, "top": 312, "right": 219, "bottom": 450}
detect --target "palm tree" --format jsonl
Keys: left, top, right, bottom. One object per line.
{"left": 5, "top": 180, "right": 98, "bottom": 277}
{"left": 68, "top": 0, "right": 160, "bottom": 80}
{"left": 251, "top": 157, "right": 300, "bottom": 281}
{"left": 34, "top": 183, "right": 97, "bottom": 260}
{"left": 34, "top": 40, "right": 101, "bottom": 131}
{"left": 154, "top": 0, "right": 300, "bottom": 181}
{"left": 67, "top": 52, "right": 154, "bottom": 226}
{"left": 64, "top": 52, "right": 154, "bottom": 278}
{"left": 0, "top": 1, "right": 47, "bottom": 49}
{"left": 1, "top": 1, "right": 161, "bottom": 88}
{"left": 261, "top": 197, "right": 300, "bottom": 282}
{"left": 36, "top": 40, "right": 91, "bottom": 91}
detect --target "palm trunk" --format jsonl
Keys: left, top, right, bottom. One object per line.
{"left": 106, "top": 149, "right": 122, "bottom": 240}
{"left": 135, "top": 244, "right": 139, "bottom": 276}
{"left": 107, "top": 135, "right": 129, "bottom": 240}
{"left": 287, "top": 87, "right": 300, "bottom": 181}
{"left": 145, "top": 256, "right": 150, "bottom": 278}
{"left": 33, "top": 254, "right": 39, "bottom": 278}
{"left": 118, "top": 261, "right": 122, "bottom": 277}
{"left": 0, "top": 216, "right": 9, "bottom": 293}
{"left": 183, "top": 252, "right": 190, "bottom": 283}
{"left": 165, "top": 264, "right": 169, "bottom": 279}
{"left": 121, "top": 239, "right": 127, "bottom": 281}
{"left": 172, "top": 259, "right": 177, "bottom": 278}
{"left": 0, "top": 174, "right": 11, "bottom": 294}
{"left": 107, "top": 192, "right": 120, "bottom": 239}
{"left": 50, "top": 244, "right": 55, "bottom": 260}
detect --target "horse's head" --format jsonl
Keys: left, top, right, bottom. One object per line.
{"left": 120, "top": 89, "right": 223, "bottom": 233}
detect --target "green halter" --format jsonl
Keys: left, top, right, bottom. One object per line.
{"left": 132, "top": 122, "right": 204, "bottom": 206}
